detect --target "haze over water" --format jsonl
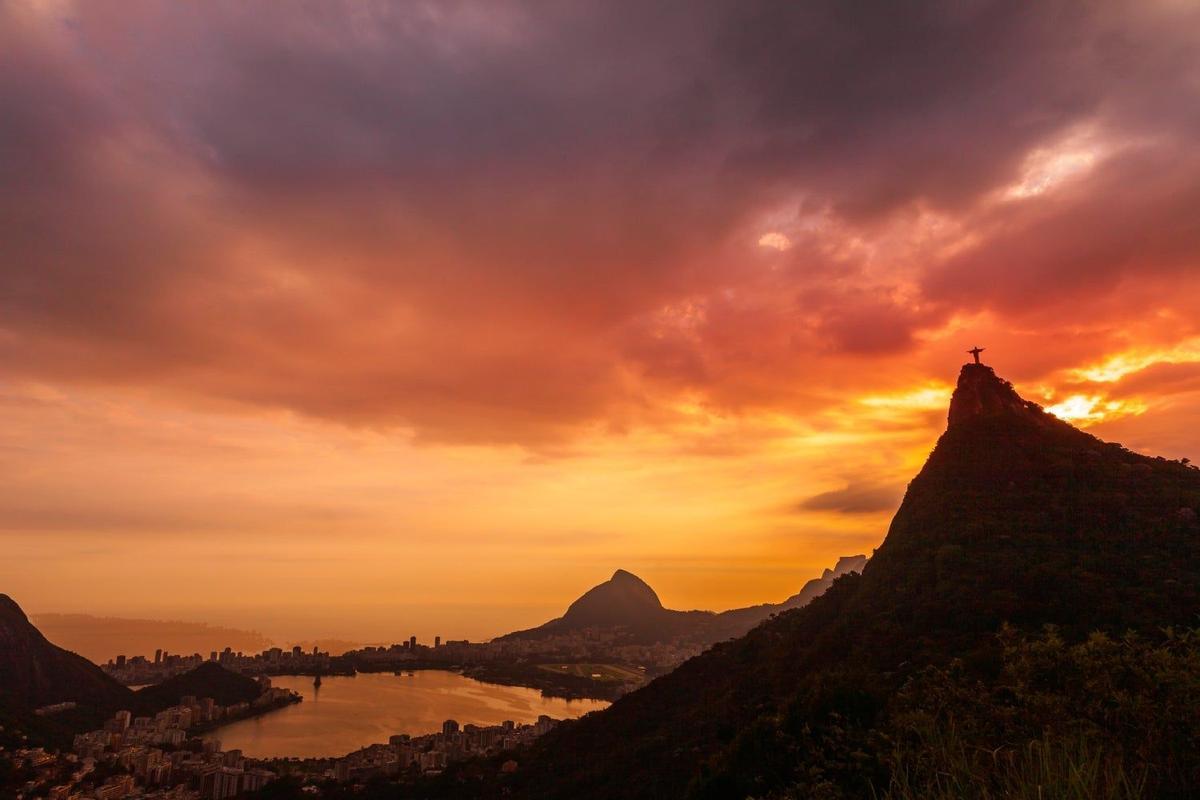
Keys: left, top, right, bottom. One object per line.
{"left": 212, "top": 672, "right": 609, "bottom": 759}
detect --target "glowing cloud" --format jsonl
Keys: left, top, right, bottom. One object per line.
{"left": 1069, "top": 338, "right": 1200, "bottom": 383}
{"left": 1005, "top": 126, "right": 1107, "bottom": 199}
{"left": 757, "top": 232, "right": 792, "bottom": 251}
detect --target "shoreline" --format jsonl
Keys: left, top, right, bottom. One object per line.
{"left": 193, "top": 692, "right": 302, "bottom": 737}
{"left": 336, "top": 664, "right": 627, "bottom": 702}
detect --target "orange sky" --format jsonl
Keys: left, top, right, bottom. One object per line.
{"left": 3, "top": 1, "right": 1200, "bottom": 644}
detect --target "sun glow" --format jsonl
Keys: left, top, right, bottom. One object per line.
{"left": 1045, "top": 394, "right": 1147, "bottom": 425}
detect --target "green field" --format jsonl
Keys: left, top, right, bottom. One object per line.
{"left": 536, "top": 663, "right": 645, "bottom": 684}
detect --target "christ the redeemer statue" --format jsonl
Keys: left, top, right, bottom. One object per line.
{"left": 968, "top": 346, "right": 985, "bottom": 364}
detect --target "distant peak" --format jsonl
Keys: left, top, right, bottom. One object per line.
{"left": 832, "top": 555, "right": 868, "bottom": 577}
{"left": 607, "top": 569, "right": 659, "bottom": 600}
{"left": 559, "top": 568, "right": 664, "bottom": 620}
{"left": 947, "top": 363, "right": 1050, "bottom": 428}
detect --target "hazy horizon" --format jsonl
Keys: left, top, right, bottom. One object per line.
{"left": 25, "top": 553, "right": 867, "bottom": 658}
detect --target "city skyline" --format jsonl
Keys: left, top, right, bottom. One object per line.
{"left": 4, "top": 1, "right": 1200, "bottom": 641}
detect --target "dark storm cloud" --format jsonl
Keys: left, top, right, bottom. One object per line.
{"left": 923, "top": 146, "right": 1200, "bottom": 313}
{"left": 1, "top": 0, "right": 1198, "bottom": 443}
{"left": 712, "top": 2, "right": 1101, "bottom": 214}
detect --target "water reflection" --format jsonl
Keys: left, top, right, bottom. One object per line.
{"left": 211, "top": 671, "right": 609, "bottom": 758}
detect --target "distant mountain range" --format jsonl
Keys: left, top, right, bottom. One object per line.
{"left": 499, "top": 557, "right": 867, "bottom": 645}
{"left": 492, "top": 363, "right": 1200, "bottom": 798}
{"left": 29, "top": 614, "right": 364, "bottom": 664}
{"left": 29, "top": 614, "right": 274, "bottom": 664}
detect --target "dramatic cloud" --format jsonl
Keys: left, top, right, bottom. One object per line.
{"left": 2, "top": 1, "right": 1199, "bottom": 636}
{"left": 3, "top": 0, "right": 1198, "bottom": 445}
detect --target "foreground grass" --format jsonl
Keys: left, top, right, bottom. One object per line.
{"left": 877, "top": 730, "right": 1147, "bottom": 800}
{"left": 868, "top": 627, "right": 1200, "bottom": 800}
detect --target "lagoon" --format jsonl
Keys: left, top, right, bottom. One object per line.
{"left": 211, "top": 671, "right": 609, "bottom": 758}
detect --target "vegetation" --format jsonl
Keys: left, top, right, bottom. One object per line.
{"left": 874, "top": 626, "right": 1200, "bottom": 799}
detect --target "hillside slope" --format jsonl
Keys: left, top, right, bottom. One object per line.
{"left": 509, "top": 363, "right": 1200, "bottom": 798}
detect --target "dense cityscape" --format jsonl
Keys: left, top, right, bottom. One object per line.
{"left": 8, "top": 691, "right": 289, "bottom": 800}
{"left": 266, "top": 716, "right": 559, "bottom": 784}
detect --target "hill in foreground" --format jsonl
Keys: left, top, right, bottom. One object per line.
{"left": 0, "top": 594, "right": 132, "bottom": 714}
{"left": 500, "top": 363, "right": 1200, "bottom": 798}
{"left": 0, "top": 594, "right": 135, "bottom": 744}
{"left": 133, "top": 661, "right": 264, "bottom": 714}
{"left": 0, "top": 596, "right": 266, "bottom": 746}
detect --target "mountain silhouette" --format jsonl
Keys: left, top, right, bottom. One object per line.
{"left": 499, "top": 569, "right": 712, "bottom": 643}
{"left": 0, "top": 594, "right": 132, "bottom": 714}
{"left": 558, "top": 569, "right": 668, "bottom": 628}
{"left": 783, "top": 554, "right": 869, "bottom": 609}
{"left": 507, "top": 363, "right": 1200, "bottom": 798}
{"left": 501, "top": 558, "right": 868, "bottom": 645}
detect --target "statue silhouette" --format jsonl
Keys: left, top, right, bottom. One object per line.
{"left": 968, "top": 346, "right": 985, "bottom": 364}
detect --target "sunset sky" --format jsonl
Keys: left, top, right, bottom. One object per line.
{"left": 3, "top": 1, "right": 1200, "bottom": 645}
